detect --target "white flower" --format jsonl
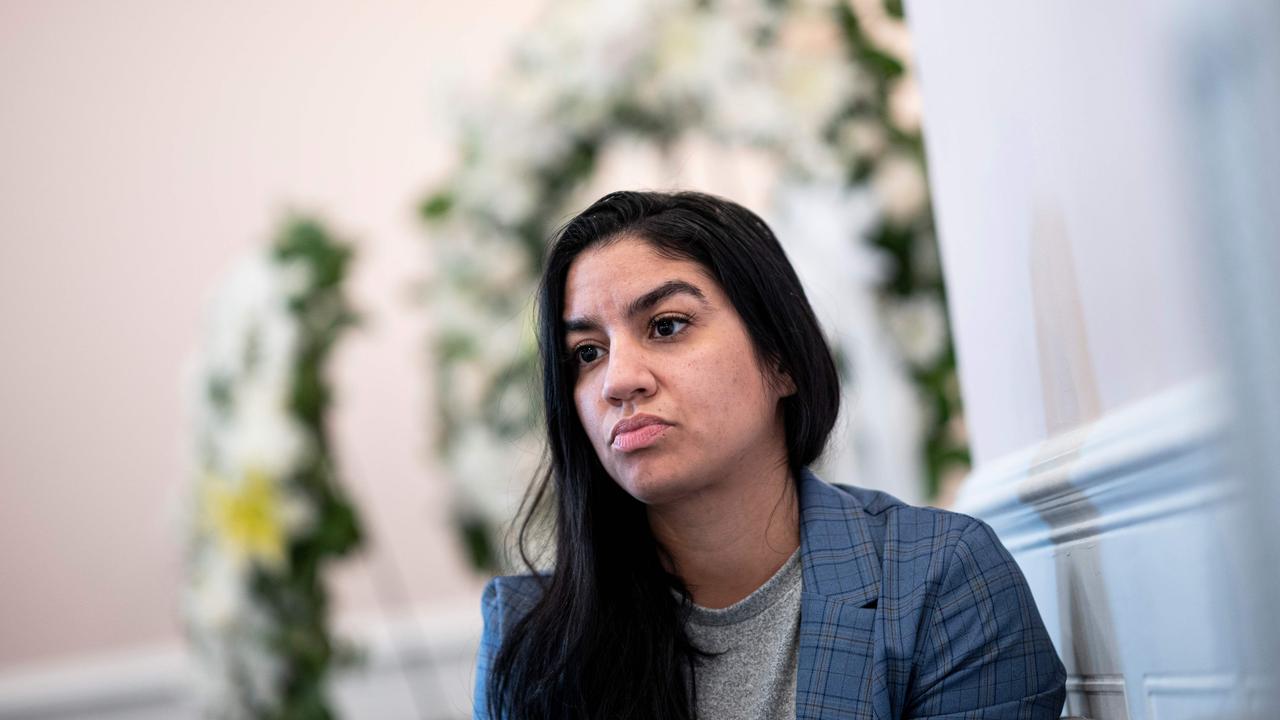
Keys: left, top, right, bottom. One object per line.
{"left": 644, "top": 7, "right": 748, "bottom": 112}
{"left": 888, "top": 75, "right": 923, "bottom": 134}
{"left": 784, "top": 134, "right": 849, "bottom": 183}
{"left": 769, "top": 180, "right": 886, "bottom": 301}
{"left": 454, "top": 145, "right": 539, "bottom": 228}
{"left": 186, "top": 547, "right": 248, "bottom": 636}
{"left": 186, "top": 541, "right": 288, "bottom": 715}
{"left": 431, "top": 282, "right": 496, "bottom": 342}
{"left": 871, "top": 152, "right": 929, "bottom": 226}
{"left": 275, "top": 258, "right": 313, "bottom": 298}
{"left": 707, "top": 75, "right": 788, "bottom": 142}
{"left": 774, "top": 45, "right": 850, "bottom": 129}
{"left": 517, "top": 0, "right": 655, "bottom": 112}
{"left": 451, "top": 359, "right": 492, "bottom": 420}
{"left": 884, "top": 295, "right": 948, "bottom": 368}
{"left": 478, "top": 234, "right": 531, "bottom": 292}
{"left": 835, "top": 117, "right": 888, "bottom": 161}
{"left": 452, "top": 426, "right": 540, "bottom": 524}
{"left": 201, "top": 254, "right": 299, "bottom": 379}
{"left": 236, "top": 619, "right": 286, "bottom": 711}
{"left": 220, "top": 380, "right": 309, "bottom": 480}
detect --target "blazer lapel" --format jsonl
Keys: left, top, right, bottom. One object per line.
{"left": 795, "top": 468, "right": 885, "bottom": 720}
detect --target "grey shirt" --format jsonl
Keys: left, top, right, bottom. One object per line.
{"left": 682, "top": 548, "right": 803, "bottom": 720}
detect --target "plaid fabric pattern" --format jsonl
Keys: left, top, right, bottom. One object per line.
{"left": 793, "top": 469, "right": 1066, "bottom": 719}
{"left": 475, "top": 468, "right": 1066, "bottom": 719}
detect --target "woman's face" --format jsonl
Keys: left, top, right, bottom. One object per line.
{"left": 563, "top": 235, "right": 793, "bottom": 506}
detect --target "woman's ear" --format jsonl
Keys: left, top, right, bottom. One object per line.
{"left": 771, "top": 363, "right": 797, "bottom": 398}
{"left": 780, "top": 374, "right": 797, "bottom": 398}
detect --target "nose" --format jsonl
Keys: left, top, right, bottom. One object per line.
{"left": 600, "top": 336, "right": 656, "bottom": 404}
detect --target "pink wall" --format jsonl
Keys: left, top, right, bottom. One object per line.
{"left": 0, "top": 0, "right": 543, "bottom": 669}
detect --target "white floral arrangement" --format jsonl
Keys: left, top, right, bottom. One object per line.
{"left": 182, "top": 219, "right": 363, "bottom": 718}
{"left": 421, "top": 0, "right": 966, "bottom": 571}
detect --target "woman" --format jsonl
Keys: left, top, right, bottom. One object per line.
{"left": 474, "top": 190, "right": 1066, "bottom": 719}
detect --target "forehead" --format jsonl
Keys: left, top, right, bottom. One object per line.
{"left": 563, "top": 237, "right": 717, "bottom": 314}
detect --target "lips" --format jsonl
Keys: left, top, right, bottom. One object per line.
{"left": 610, "top": 413, "right": 672, "bottom": 447}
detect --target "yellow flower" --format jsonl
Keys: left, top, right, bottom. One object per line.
{"left": 202, "top": 467, "right": 288, "bottom": 570}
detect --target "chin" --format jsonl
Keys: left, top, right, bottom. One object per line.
{"left": 611, "top": 460, "right": 699, "bottom": 506}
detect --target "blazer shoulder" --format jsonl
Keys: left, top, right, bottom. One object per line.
{"left": 481, "top": 573, "right": 547, "bottom": 631}
{"left": 475, "top": 573, "right": 548, "bottom": 718}
{"left": 829, "top": 481, "right": 987, "bottom": 549}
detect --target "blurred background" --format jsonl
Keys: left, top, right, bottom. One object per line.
{"left": 0, "top": 1, "right": 1276, "bottom": 719}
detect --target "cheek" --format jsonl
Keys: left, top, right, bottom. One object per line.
{"left": 680, "top": 344, "right": 769, "bottom": 423}
{"left": 572, "top": 379, "right": 602, "bottom": 443}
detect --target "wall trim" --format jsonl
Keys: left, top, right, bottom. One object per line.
{"left": 954, "top": 375, "right": 1235, "bottom": 553}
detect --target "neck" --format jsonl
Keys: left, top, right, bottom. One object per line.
{"left": 647, "top": 460, "right": 800, "bottom": 609}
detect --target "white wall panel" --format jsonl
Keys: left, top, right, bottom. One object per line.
{"left": 908, "top": 1, "right": 1279, "bottom": 717}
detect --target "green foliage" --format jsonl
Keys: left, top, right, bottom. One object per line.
{"left": 834, "top": 3, "right": 968, "bottom": 499}
{"left": 419, "top": 191, "right": 455, "bottom": 221}
{"left": 458, "top": 514, "right": 499, "bottom": 573}
{"left": 266, "top": 216, "right": 364, "bottom": 719}
{"left": 834, "top": 3, "right": 899, "bottom": 95}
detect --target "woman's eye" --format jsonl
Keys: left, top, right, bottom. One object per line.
{"left": 652, "top": 316, "right": 689, "bottom": 338}
{"left": 575, "top": 345, "right": 603, "bottom": 365}
{"left": 571, "top": 317, "right": 688, "bottom": 366}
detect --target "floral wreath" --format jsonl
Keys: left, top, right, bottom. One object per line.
{"left": 182, "top": 218, "right": 364, "bottom": 717}
{"left": 421, "top": 0, "right": 968, "bottom": 572}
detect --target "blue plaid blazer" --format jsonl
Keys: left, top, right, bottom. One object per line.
{"left": 475, "top": 468, "right": 1067, "bottom": 719}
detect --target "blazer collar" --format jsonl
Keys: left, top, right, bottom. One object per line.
{"left": 795, "top": 468, "right": 886, "bottom": 720}
{"left": 796, "top": 467, "right": 881, "bottom": 607}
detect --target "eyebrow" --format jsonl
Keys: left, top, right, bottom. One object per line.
{"left": 564, "top": 280, "right": 709, "bottom": 335}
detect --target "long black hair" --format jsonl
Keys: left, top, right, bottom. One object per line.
{"left": 487, "top": 190, "right": 842, "bottom": 719}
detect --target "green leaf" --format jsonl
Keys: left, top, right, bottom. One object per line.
{"left": 420, "top": 191, "right": 454, "bottom": 221}
{"left": 858, "top": 46, "right": 905, "bottom": 79}
{"left": 459, "top": 515, "right": 497, "bottom": 572}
